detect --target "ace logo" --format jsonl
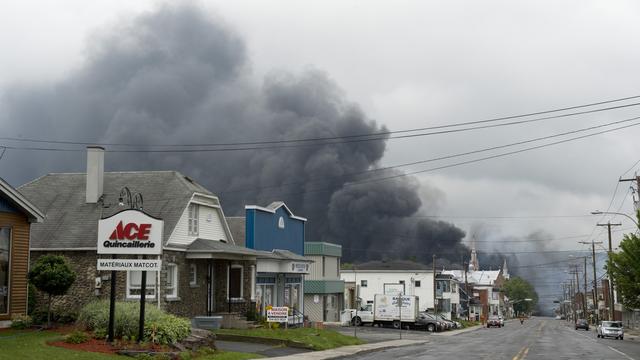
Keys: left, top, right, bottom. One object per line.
{"left": 109, "top": 221, "right": 152, "bottom": 241}
{"left": 98, "top": 209, "right": 163, "bottom": 255}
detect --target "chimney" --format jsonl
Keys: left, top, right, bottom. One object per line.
{"left": 86, "top": 146, "right": 105, "bottom": 203}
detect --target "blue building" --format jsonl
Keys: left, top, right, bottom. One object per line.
{"left": 228, "top": 202, "right": 311, "bottom": 322}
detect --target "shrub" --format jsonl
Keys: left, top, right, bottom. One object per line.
{"left": 10, "top": 314, "right": 33, "bottom": 330}
{"left": 65, "top": 330, "right": 90, "bottom": 344}
{"left": 28, "top": 255, "right": 76, "bottom": 327}
{"left": 144, "top": 314, "right": 191, "bottom": 345}
{"left": 78, "top": 300, "right": 190, "bottom": 344}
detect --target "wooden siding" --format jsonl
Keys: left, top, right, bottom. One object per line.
{"left": 168, "top": 204, "right": 229, "bottom": 246}
{"left": 0, "top": 212, "right": 30, "bottom": 320}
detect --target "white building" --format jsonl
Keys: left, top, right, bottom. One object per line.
{"left": 341, "top": 260, "right": 437, "bottom": 312}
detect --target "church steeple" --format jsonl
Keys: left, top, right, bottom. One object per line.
{"left": 469, "top": 236, "right": 479, "bottom": 271}
{"left": 502, "top": 258, "right": 510, "bottom": 279}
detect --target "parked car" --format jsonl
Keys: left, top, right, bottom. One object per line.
{"left": 415, "top": 312, "right": 442, "bottom": 332}
{"left": 597, "top": 321, "right": 624, "bottom": 340}
{"left": 487, "top": 315, "right": 502, "bottom": 328}
{"left": 555, "top": 315, "right": 562, "bottom": 320}
{"left": 575, "top": 319, "right": 589, "bottom": 331}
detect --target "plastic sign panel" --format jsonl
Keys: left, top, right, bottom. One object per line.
{"left": 267, "top": 306, "right": 289, "bottom": 322}
{"left": 98, "top": 209, "right": 163, "bottom": 255}
{"left": 97, "top": 259, "right": 162, "bottom": 271}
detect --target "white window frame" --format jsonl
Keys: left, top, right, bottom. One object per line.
{"left": 188, "top": 204, "right": 199, "bottom": 236}
{"left": 360, "top": 280, "right": 367, "bottom": 287}
{"left": 227, "top": 264, "right": 244, "bottom": 300}
{"left": 189, "top": 263, "right": 197, "bottom": 287}
{"left": 165, "top": 263, "right": 178, "bottom": 299}
{"left": 126, "top": 270, "right": 157, "bottom": 300}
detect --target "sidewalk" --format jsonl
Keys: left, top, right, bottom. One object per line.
{"left": 432, "top": 324, "right": 483, "bottom": 336}
{"left": 265, "top": 339, "right": 427, "bottom": 360}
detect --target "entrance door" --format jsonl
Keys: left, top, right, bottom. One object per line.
{"left": 324, "top": 295, "right": 338, "bottom": 322}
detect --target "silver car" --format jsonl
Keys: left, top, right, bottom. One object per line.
{"left": 597, "top": 321, "right": 624, "bottom": 340}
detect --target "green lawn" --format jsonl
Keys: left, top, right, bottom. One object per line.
{"left": 0, "top": 330, "right": 120, "bottom": 360}
{"left": 0, "top": 330, "right": 262, "bottom": 360}
{"left": 213, "top": 327, "right": 364, "bottom": 351}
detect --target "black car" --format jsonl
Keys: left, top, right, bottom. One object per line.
{"left": 415, "top": 312, "right": 442, "bottom": 332}
{"left": 575, "top": 319, "right": 589, "bottom": 331}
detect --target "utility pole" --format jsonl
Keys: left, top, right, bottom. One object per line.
{"left": 580, "top": 240, "right": 603, "bottom": 324}
{"left": 583, "top": 257, "right": 588, "bottom": 320}
{"left": 596, "top": 222, "right": 621, "bottom": 321}
{"left": 619, "top": 175, "right": 640, "bottom": 209}
{"left": 464, "top": 261, "right": 470, "bottom": 321}
{"left": 432, "top": 254, "right": 437, "bottom": 313}
{"left": 568, "top": 265, "right": 580, "bottom": 322}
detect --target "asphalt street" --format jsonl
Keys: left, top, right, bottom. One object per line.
{"left": 343, "top": 317, "right": 640, "bottom": 360}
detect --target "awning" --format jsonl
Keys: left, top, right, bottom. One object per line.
{"left": 186, "top": 238, "right": 263, "bottom": 260}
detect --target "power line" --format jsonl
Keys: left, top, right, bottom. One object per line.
{"left": 219, "top": 114, "right": 640, "bottom": 198}
{"left": 232, "top": 117, "right": 640, "bottom": 201}
{"left": 3, "top": 97, "right": 640, "bottom": 150}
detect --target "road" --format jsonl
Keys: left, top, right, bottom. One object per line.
{"left": 342, "top": 317, "right": 640, "bottom": 360}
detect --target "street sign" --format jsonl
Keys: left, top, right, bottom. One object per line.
{"left": 267, "top": 306, "right": 289, "bottom": 322}
{"left": 97, "top": 259, "right": 162, "bottom": 271}
{"left": 97, "top": 209, "right": 164, "bottom": 255}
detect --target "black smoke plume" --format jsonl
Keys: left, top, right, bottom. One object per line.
{"left": 0, "top": 4, "right": 468, "bottom": 264}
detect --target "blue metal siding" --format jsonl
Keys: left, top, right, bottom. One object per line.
{"left": 246, "top": 209, "right": 255, "bottom": 249}
{"left": 245, "top": 206, "right": 305, "bottom": 255}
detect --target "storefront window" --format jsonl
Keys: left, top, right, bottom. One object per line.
{"left": 0, "top": 227, "right": 10, "bottom": 314}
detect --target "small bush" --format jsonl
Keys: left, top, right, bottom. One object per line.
{"left": 10, "top": 314, "right": 33, "bottom": 330}
{"left": 144, "top": 315, "right": 191, "bottom": 345}
{"left": 78, "top": 300, "right": 190, "bottom": 344}
{"left": 65, "top": 330, "right": 90, "bottom": 344}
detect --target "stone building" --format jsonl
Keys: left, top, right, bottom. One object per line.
{"left": 19, "top": 147, "right": 263, "bottom": 319}
{"left": 0, "top": 177, "right": 43, "bottom": 327}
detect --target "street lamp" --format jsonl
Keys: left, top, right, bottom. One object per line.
{"left": 591, "top": 210, "right": 639, "bottom": 228}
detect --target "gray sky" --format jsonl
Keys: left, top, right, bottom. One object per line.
{"left": 2, "top": 0, "right": 639, "bottom": 259}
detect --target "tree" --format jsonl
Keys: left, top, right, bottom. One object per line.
{"left": 608, "top": 227, "right": 640, "bottom": 310}
{"left": 28, "top": 255, "right": 76, "bottom": 327}
{"left": 503, "top": 277, "right": 538, "bottom": 316}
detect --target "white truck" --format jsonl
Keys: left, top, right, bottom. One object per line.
{"left": 345, "top": 294, "right": 419, "bottom": 329}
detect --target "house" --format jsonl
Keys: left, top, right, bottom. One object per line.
{"left": 444, "top": 253, "right": 509, "bottom": 319}
{"left": 341, "top": 260, "right": 437, "bottom": 312}
{"left": 228, "top": 202, "right": 312, "bottom": 324}
{"left": 19, "top": 147, "right": 263, "bottom": 319}
{"left": 436, "top": 273, "right": 461, "bottom": 320}
{"left": 0, "top": 178, "right": 44, "bottom": 327}
{"left": 303, "top": 242, "right": 344, "bottom": 323}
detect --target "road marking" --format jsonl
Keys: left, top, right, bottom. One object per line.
{"left": 512, "top": 345, "right": 529, "bottom": 360}
{"left": 608, "top": 346, "right": 635, "bottom": 360}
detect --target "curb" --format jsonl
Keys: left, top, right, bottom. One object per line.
{"left": 432, "top": 324, "right": 483, "bottom": 336}
{"left": 267, "top": 340, "right": 427, "bottom": 360}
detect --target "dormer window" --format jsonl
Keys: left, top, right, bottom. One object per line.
{"left": 278, "top": 216, "right": 285, "bottom": 229}
{"left": 188, "top": 204, "right": 199, "bottom": 236}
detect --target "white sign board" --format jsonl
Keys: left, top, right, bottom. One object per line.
{"left": 97, "top": 259, "right": 162, "bottom": 271}
{"left": 267, "top": 306, "right": 289, "bottom": 322}
{"left": 384, "top": 283, "right": 405, "bottom": 295}
{"left": 98, "top": 209, "right": 163, "bottom": 255}
{"left": 374, "top": 294, "right": 418, "bottom": 322}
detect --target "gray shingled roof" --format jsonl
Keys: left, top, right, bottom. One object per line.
{"left": 19, "top": 171, "right": 213, "bottom": 249}
{"left": 187, "top": 238, "right": 262, "bottom": 256}
{"left": 226, "top": 217, "right": 245, "bottom": 247}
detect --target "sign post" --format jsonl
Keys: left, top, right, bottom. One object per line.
{"left": 97, "top": 209, "right": 163, "bottom": 343}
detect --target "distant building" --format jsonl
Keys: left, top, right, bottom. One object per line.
{"left": 303, "top": 242, "right": 344, "bottom": 322}
{"left": 341, "top": 260, "right": 441, "bottom": 313}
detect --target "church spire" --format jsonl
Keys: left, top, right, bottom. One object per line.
{"left": 469, "top": 236, "right": 479, "bottom": 271}
{"left": 502, "top": 258, "right": 510, "bottom": 279}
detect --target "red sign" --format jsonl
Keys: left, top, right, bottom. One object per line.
{"left": 109, "top": 221, "right": 152, "bottom": 240}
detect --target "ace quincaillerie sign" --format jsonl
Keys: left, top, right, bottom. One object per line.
{"left": 97, "top": 209, "right": 163, "bottom": 255}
